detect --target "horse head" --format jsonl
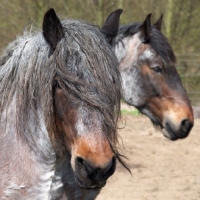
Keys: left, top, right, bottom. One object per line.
{"left": 43, "top": 8, "right": 123, "bottom": 189}
{"left": 113, "top": 14, "right": 193, "bottom": 140}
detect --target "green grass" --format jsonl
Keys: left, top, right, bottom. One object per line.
{"left": 121, "top": 109, "right": 140, "bottom": 116}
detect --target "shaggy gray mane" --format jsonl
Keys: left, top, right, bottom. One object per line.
{"left": 0, "top": 19, "right": 124, "bottom": 164}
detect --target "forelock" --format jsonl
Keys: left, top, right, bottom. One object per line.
{"left": 113, "top": 23, "right": 176, "bottom": 64}
{"left": 150, "top": 27, "right": 176, "bottom": 64}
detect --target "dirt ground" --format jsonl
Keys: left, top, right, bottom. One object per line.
{"left": 96, "top": 111, "right": 200, "bottom": 200}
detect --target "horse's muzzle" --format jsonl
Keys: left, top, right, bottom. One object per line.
{"left": 74, "top": 156, "right": 116, "bottom": 189}
{"left": 162, "top": 119, "right": 193, "bottom": 140}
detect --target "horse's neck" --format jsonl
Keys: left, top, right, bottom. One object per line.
{"left": 0, "top": 99, "right": 58, "bottom": 200}
{"left": 0, "top": 97, "right": 56, "bottom": 160}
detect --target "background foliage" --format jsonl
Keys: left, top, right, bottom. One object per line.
{"left": 0, "top": 0, "right": 200, "bottom": 104}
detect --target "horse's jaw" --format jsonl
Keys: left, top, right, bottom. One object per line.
{"left": 54, "top": 154, "right": 101, "bottom": 200}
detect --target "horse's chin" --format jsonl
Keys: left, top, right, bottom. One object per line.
{"left": 136, "top": 106, "right": 183, "bottom": 141}
{"left": 150, "top": 120, "right": 178, "bottom": 140}
{"left": 153, "top": 122, "right": 185, "bottom": 141}
{"left": 74, "top": 175, "right": 106, "bottom": 189}
{"left": 162, "top": 127, "right": 179, "bottom": 141}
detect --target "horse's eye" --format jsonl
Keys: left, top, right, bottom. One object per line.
{"left": 152, "top": 66, "right": 162, "bottom": 73}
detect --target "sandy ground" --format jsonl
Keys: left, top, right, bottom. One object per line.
{"left": 96, "top": 112, "right": 200, "bottom": 200}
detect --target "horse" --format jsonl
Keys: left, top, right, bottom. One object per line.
{"left": 0, "top": 8, "right": 127, "bottom": 200}
{"left": 113, "top": 14, "right": 194, "bottom": 140}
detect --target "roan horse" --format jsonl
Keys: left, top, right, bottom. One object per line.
{"left": 0, "top": 8, "right": 127, "bottom": 200}
{"left": 113, "top": 14, "right": 194, "bottom": 140}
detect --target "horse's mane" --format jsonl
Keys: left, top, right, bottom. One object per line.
{"left": 0, "top": 20, "right": 122, "bottom": 162}
{"left": 113, "top": 22, "right": 176, "bottom": 64}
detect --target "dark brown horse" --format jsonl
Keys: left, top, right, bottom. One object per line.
{"left": 113, "top": 14, "right": 194, "bottom": 140}
{"left": 0, "top": 8, "right": 126, "bottom": 200}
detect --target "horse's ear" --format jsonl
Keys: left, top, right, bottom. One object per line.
{"left": 139, "top": 13, "right": 151, "bottom": 43}
{"left": 43, "top": 8, "right": 64, "bottom": 51}
{"left": 100, "top": 9, "right": 123, "bottom": 44}
{"left": 153, "top": 14, "right": 163, "bottom": 31}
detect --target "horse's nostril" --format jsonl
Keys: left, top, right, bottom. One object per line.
{"left": 75, "top": 156, "right": 90, "bottom": 177}
{"left": 76, "top": 156, "right": 97, "bottom": 176}
{"left": 180, "top": 119, "right": 193, "bottom": 135}
{"left": 76, "top": 156, "right": 84, "bottom": 164}
{"left": 75, "top": 156, "right": 116, "bottom": 180}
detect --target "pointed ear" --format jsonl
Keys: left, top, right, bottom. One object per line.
{"left": 153, "top": 14, "right": 163, "bottom": 30}
{"left": 139, "top": 13, "right": 151, "bottom": 43}
{"left": 43, "top": 8, "right": 64, "bottom": 52}
{"left": 100, "top": 9, "right": 123, "bottom": 43}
